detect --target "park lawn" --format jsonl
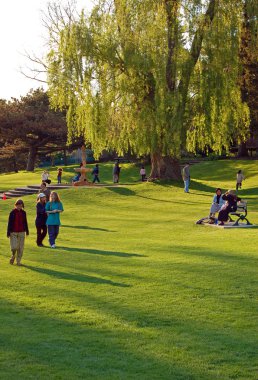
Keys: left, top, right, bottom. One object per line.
{"left": 0, "top": 160, "right": 257, "bottom": 379}
{"left": 0, "top": 162, "right": 141, "bottom": 192}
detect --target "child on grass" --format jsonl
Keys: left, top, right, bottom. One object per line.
{"left": 57, "top": 168, "right": 63, "bottom": 184}
{"left": 236, "top": 170, "right": 245, "bottom": 190}
{"left": 45, "top": 191, "right": 64, "bottom": 248}
{"left": 140, "top": 165, "right": 146, "bottom": 182}
{"left": 7, "top": 199, "right": 29, "bottom": 266}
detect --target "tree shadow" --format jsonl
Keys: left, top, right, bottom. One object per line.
{"left": 0, "top": 298, "right": 204, "bottom": 380}
{"left": 24, "top": 265, "right": 130, "bottom": 287}
{"left": 62, "top": 224, "right": 115, "bottom": 232}
{"left": 106, "top": 187, "right": 136, "bottom": 196}
{"left": 56, "top": 246, "right": 146, "bottom": 258}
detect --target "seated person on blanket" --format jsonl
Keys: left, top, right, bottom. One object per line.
{"left": 218, "top": 190, "right": 241, "bottom": 226}
{"left": 209, "top": 188, "right": 224, "bottom": 220}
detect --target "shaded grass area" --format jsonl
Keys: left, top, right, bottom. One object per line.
{"left": 0, "top": 160, "right": 257, "bottom": 379}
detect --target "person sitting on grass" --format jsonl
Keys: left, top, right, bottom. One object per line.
{"left": 41, "top": 170, "right": 51, "bottom": 184}
{"left": 7, "top": 199, "right": 29, "bottom": 266}
{"left": 218, "top": 190, "right": 241, "bottom": 226}
{"left": 208, "top": 188, "right": 225, "bottom": 223}
{"left": 72, "top": 163, "right": 83, "bottom": 183}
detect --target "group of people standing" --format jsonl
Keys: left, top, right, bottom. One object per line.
{"left": 7, "top": 190, "right": 64, "bottom": 266}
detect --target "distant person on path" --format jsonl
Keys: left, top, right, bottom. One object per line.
{"left": 7, "top": 199, "right": 29, "bottom": 266}
{"left": 45, "top": 191, "right": 64, "bottom": 248}
{"left": 182, "top": 163, "right": 190, "bottom": 193}
{"left": 218, "top": 190, "right": 241, "bottom": 226}
{"left": 92, "top": 164, "right": 100, "bottom": 183}
{"left": 35, "top": 193, "right": 47, "bottom": 247}
{"left": 113, "top": 162, "right": 121, "bottom": 183}
{"left": 236, "top": 170, "right": 245, "bottom": 190}
{"left": 57, "top": 168, "right": 63, "bottom": 184}
{"left": 38, "top": 182, "right": 51, "bottom": 202}
{"left": 140, "top": 165, "right": 146, "bottom": 182}
{"left": 41, "top": 170, "right": 51, "bottom": 184}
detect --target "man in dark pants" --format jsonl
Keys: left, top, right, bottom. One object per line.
{"left": 92, "top": 164, "right": 100, "bottom": 183}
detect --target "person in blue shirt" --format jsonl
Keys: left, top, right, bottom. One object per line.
{"left": 45, "top": 191, "right": 64, "bottom": 248}
{"left": 92, "top": 164, "right": 100, "bottom": 183}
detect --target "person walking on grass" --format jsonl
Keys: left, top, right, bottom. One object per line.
{"left": 36, "top": 193, "right": 47, "bottom": 247}
{"left": 236, "top": 170, "right": 245, "bottom": 190}
{"left": 45, "top": 191, "right": 64, "bottom": 248}
{"left": 140, "top": 165, "right": 146, "bottom": 182}
{"left": 92, "top": 164, "right": 100, "bottom": 183}
{"left": 38, "top": 182, "right": 51, "bottom": 202}
{"left": 113, "top": 162, "right": 121, "bottom": 183}
{"left": 182, "top": 162, "right": 190, "bottom": 193}
{"left": 7, "top": 199, "right": 29, "bottom": 266}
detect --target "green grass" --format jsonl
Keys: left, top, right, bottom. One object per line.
{"left": 0, "top": 163, "right": 141, "bottom": 192}
{"left": 0, "top": 160, "right": 257, "bottom": 379}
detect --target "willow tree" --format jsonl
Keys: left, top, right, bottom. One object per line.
{"left": 186, "top": 0, "right": 258, "bottom": 156}
{"left": 47, "top": 0, "right": 254, "bottom": 178}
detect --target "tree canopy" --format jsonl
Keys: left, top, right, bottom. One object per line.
{"left": 0, "top": 88, "right": 67, "bottom": 171}
{"left": 47, "top": 0, "right": 258, "bottom": 178}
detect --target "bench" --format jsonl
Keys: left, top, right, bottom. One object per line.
{"left": 228, "top": 201, "right": 251, "bottom": 226}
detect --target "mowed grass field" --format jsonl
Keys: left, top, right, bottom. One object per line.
{"left": 0, "top": 160, "right": 257, "bottom": 379}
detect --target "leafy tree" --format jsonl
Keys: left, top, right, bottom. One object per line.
{"left": 47, "top": 0, "right": 256, "bottom": 178}
{"left": 238, "top": 0, "right": 258, "bottom": 156}
{"left": 0, "top": 89, "right": 68, "bottom": 171}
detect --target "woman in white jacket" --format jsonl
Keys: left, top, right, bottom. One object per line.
{"left": 210, "top": 188, "right": 224, "bottom": 217}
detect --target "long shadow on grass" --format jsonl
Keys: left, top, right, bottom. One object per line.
{"left": 0, "top": 298, "right": 203, "bottom": 380}
{"left": 166, "top": 245, "right": 258, "bottom": 266}
{"left": 24, "top": 265, "right": 130, "bottom": 287}
{"left": 62, "top": 224, "right": 115, "bottom": 232}
{"left": 106, "top": 185, "right": 203, "bottom": 205}
{"left": 105, "top": 187, "right": 136, "bottom": 196}
{"left": 56, "top": 246, "right": 146, "bottom": 258}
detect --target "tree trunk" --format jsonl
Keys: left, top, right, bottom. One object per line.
{"left": 238, "top": 142, "right": 249, "bottom": 157}
{"left": 26, "top": 146, "right": 38, "bottom": 171}
{"left": 150, "top": 153, "right": 181, "bottom": 180}
{"left": 13, "top": 155, "right": 19, "bottom": 173}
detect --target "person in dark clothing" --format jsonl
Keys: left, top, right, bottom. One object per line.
{"left": 92, "top": 164, "right": 100, "bottom": 183}
{"left": 38, "top": 182, "right": 51, "bottom": 202}
{"left": 7, "top": 199, "right": 29, "bottom": 266}
{"left": 35, "top": 193, "right": 47, "bottom": 247}
{"left": 218, "top": 190, "right": 241, "bottom": 225}
{"left": 113, "top": 162, "right": 121, "bottom": 183}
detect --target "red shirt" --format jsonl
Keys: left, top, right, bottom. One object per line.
{"left": 13, "top": 209, "right": 25, "bottom": 232}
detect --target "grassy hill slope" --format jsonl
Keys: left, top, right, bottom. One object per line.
{"left": 0, "top": 160, "right": 257, "bottom": 379}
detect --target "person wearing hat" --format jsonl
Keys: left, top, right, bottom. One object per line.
{"left": 7, "top": 199, "right": 29, "bottom": 266}
{"left": 35, "top": 193, "right": 47, "bottom": 247}
{"left": 218, "top": 190, "right": 241, "bottom": 225}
